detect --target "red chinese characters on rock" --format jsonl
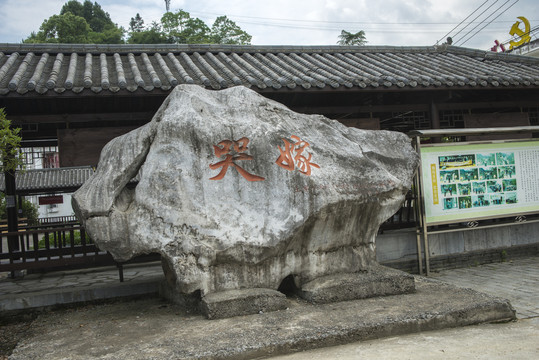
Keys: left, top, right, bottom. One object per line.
{"left": 209, "top": 137, "right": 265, "bottom": 182}
{"left": 276, "top": 135, "right": 320, "bottom": 175}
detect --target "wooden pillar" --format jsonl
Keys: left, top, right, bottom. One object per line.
{"left": 430, "top": 102, "right": 441, "bottom": 143}
{"left": 5, "top": 169, "right": 19, "bottom": 251}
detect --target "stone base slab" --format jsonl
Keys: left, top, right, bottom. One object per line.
{"left": 8, "top": 276, "right": 516, "bottom": 360}
{"left": 160, "top": 266, "right": 415, "bottom": 318}
{"left": 299, "top": 265, "right": 415, "bottom": 304}
{"left": 201, "top": 288, "right": 288, "bottom": 319}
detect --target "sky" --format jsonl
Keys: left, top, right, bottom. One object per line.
{"left": 0, "top": 0, "right": 537, "bottom": 50}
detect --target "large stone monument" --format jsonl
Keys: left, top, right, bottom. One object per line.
{"left": 73, "top": 85, "right": 419, "bottom": 318}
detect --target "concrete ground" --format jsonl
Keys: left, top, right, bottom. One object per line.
{"left": 268, "top": 257, "right": 539, "bottom": 360}
{"left": 1, "top": 257, "right": 537, "bottom": 359}
{"left": 268, "top": 318, "right": 539, "bottom": 360}
{"left": 0, "top": 263, "right": 164, "bottom": 312}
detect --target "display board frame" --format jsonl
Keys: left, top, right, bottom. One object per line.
{"left": 420, "top": 139, "right": 539, "bottom": 226}
{"left": 409, "top": 126, "right": 539, "bottom": 276}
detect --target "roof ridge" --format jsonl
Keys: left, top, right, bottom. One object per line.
{"left": 0, "top": 43, "right": 478, "bottom": 55}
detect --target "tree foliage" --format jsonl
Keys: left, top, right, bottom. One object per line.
{"left": 337, "top": 30, "right": 367, "bottom": 46}
{"left": 127, "top": 10, "right": 252, "bottom": 45}
{"left": 0, "top": 108, "right": 24, "bottom": 175}
{"left": 129, "top": 13, "right": 145, "bottom": 33}
{"left": 60, "top": 0, "right": 114, "bottom": 33}
{"left": 0, "top": 194, "right": 39, "bottom": 226}
{"left": 25, "top": 12, "right": 92, "bottom": 43}
{"left": 210, "top": 16, "right": 252, "bottom": 45}
{"left": 24, "top": 0, "right": 124, "bottom": 44}
{"left": 128, "top": 21, "right": 171, "bottom": 44}
{"left": 23, "top": 2, "right": 251, "bottom": 45}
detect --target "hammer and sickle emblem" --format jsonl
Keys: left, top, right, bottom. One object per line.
{"left": 509, "top": 16, "right": 531, "bottom": 50}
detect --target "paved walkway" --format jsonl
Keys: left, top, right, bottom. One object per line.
{"left": 0, "top": 262, "right": 164, "bottom": 312}
{"left": 1, "top": 256, "right": 537, "bottom": 359}
{"left": 268, "top": 257, "right": 539, "bottom": 360}
{"left": 1, "top": 257, "right": 537, "bottom": 317}
{"left": 430, "top": 257, "right": 539, "bottom": 319}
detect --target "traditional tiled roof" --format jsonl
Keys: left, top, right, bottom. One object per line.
{"left": 1, "top": 166, "right": 94, "bottom": 194}
{"left": 0, "top": 166, "right": 142, "bottom": 194}
{"left": 0, "top": 44, "right": 538, "bottom": 96}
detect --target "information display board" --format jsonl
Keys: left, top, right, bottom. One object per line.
{"left": 420, "top": 140, "right": 539, "bottom": 225}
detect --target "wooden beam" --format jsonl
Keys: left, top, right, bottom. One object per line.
{"left": 10, "top": 112, "right": 154, "bottom": 124}
{"left": 293, "top": 104, "right": 430, "bottom": 114}
{"left": 293, "top": 100, "right": 539, "bottom": 115}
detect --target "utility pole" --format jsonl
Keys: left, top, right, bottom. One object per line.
{"left": 165, "top": 0, "right": 171, "bottom": 12}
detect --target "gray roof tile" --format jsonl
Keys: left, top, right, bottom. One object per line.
{"left": 1, "top": 166, "right": 95, "bottom": 193}
{"left": 0, "top": 44, "right": 538, "bottom": 95}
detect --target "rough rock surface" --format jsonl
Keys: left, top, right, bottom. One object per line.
{"left": 72, "top": 84, "right": 419, "bottom": 299}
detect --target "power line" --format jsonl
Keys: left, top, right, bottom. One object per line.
{"left": 437, "top": 0, "right": 490, "bottom": 44}
{"left": 188, "top": 10, "right": 535, "bottom": 26}
{"left": 231, "top": 19, "right": 510, "bottom": 33}
{"left": 451, "top": 0, "right": 504, "bottom": 43}
{"left": 459, "top": 0, "right": 520, "bottom": 46}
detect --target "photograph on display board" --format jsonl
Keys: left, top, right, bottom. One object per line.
{"left": 476, "top": 153, "right": 496, "bottom": 166}
{"left": 459, "top": 168, "right": 478, "bottom": 181}
{"left": 458, "top": 196, "right": 472, "bottom": 209}
{"left": 478, "top": 167, "right": 498, "bottom": 180}
{"left": 441, "top": 184, "right": 457, "bottom": 197}
{"left": 506, "top": 192, "right": 518, "bottom": 204}
{"left": 443, "top": 197, "right": 458, "bottom": 210}
{"left": 440, "top": 169, "right": 459, "bottom": 183}
{"left": 502, "top": 179, "right": 517, "bottom": 192}
{"left": 498, "top": 166, "right": 516, "bottom": 179}
{"left": 487, "top": 180, "right": 503, "bottom": 193}
{"left": 439, "top": 154, "right": 476, "bottom": 169}
{"left": 472, "top": 181, "right": 486, "bottom": 194}
{"left": 490, "top": 194, "right": 504, "bottom": 205}
{"left": 496, "top": 152, "right": 515, "bottom": 165}
{"left": 458, "top": 183, "right": 471, "bottom": 196}
{"left": 472, "top": 195, "right": 490, "bottom": 207}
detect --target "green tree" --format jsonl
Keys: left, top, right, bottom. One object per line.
{"left": 0, "top": 108, "right": 24, "bottom": 175}
{"left": 181, "top": 18, "right": 211, "bottom": 43}
{"left": 129, "top": 13, "right": 145, "bottom": 33}
{"left": 160, "top": 10, "right": 192, "bottom": 42}
{"left": 128, "top": 21, "right": 171, "bottom": 44}
{"left": 24, "top": 12, "right": 92, "bottom": 43}
{"left": 88, "top": 25, "right": 124, "bottom": 43}
{"left": 127, "top": 10, "right": 251, "bottom": 45}
{"left": 0, "top": 194, "right": 39, "bottom": 226}
{"left": 210, "top": 16, "right": 252, "bottom": 45}
{"left": 60, "top": 0, "right": 115, "bottom": 33}
{"left": 24, "top": 0, "right": 124, "bottom": 44}
{"left": 337, "top": 30, "right": 367, "bottom": 46}
{"left": 0, "top": 109, "right": 33, "bottom": 225}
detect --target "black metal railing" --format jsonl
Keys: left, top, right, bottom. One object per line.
{"left": 379, "top": 190, "right": 416, "bottom": 232}
{"left": 37, "top": 215, "right": 78, "bottom": 226}
{"left": 1, "top": 221, "right": 160, "bottom": 278}
{"left": 0, "top": 223, "right": 114, "bottom": 274}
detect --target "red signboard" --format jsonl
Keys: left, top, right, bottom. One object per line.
{"left": 38, "top": 195, "right": 64, "bottom": 205}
